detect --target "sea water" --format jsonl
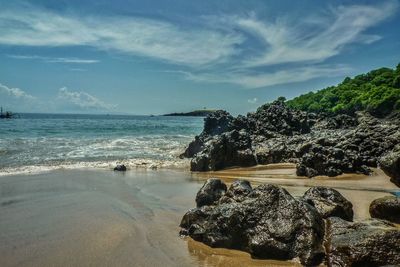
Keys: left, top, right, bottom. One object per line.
{"left": 0, "top": 113, "right": 203, "bottom": 175}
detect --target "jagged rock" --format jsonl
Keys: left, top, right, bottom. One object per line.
{"left": 379, "top": 145, "right": 400, "bottom": 187}
{"left": 302, "top": 187, "right": 353, "bottom": 221}
{"left": 190, "top": 130, "right": 257, "bottom": 171}
{"left": 326, "top": 217, "right": 400, "bottom": 266}
{"left": 369, "top": 195, "right": 400, "bottom": 223}
{"left": 180, "top": 180, "right": 325, "bottom": 266}
{"left": 296, "top": 144, "right": 371, "bottom": 178}
{"left": 203, "top": 110, "right": 234, "bottom": 136}
{"left": 195, "top": 178, "right": 227, "bottom": 208}
{"left": 113, "top": 164, "right": 127, "bottom": 171}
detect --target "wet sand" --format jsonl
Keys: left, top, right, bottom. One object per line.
{"left": 0, "top": 166, "right": 398, "bottom": 266}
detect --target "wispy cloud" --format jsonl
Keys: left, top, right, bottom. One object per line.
{"left": 233, "top": 1, "right": 398, "bottom": 67}
{"left": 0, "top": 7, "right": 242, "bottom": 66}
{"left": 181, "top": 64, "right": 352, "bottom": 88}
{"left": 0, "top": 1, "right": 397, "bottom": 89}
{"left": 57, "top": 87, "right": 116, "bottom": 110}
{"left": 0, "top": 83, "right": 36, "bottom": 100}
{"left": 7, "top": 55, "right": 99, "bottom": 64}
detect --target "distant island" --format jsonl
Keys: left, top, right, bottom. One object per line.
{"left": 163, "top": 109, "right": 217, "bottom": 117}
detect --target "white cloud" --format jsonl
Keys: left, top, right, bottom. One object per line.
{"left": 234, "top": 1, "right": 398, "bottom": 67}
{"left": 7, "top": 55, "right": 99, "bottom": 64}
{"left": 182, "top": 65, "right": 352, "bottom": 89}
{"left": 57, "top": 87, "right": 116, "bottom": 110}
{"left": 247, "top": 98, "right": 258, "bottom": 104}
{"left": 0, "top": 83, "right": 36, "bottom": 100}
{"left": 0, "top": 7, "right": 243, "bottom": 66}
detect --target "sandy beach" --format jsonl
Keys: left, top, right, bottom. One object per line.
{"left": 0, "top": 165, "right": 398, "bottom": 267}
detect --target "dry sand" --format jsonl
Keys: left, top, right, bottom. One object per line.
{"left": 0, "top": 166, "right": 398, "bottom": 266}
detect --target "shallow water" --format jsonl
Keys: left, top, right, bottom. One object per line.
{"left": 1, "top": 167, "right": 398, "bottom": 266}
{"left": 0, "top": 114, "right": 203, "bottom": 175}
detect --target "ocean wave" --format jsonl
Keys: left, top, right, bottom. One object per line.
{"left": 0, "top": 157, "right": 191, "bottom": 176}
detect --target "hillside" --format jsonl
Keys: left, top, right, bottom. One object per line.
{"left": 163, "top": 110, "right": 217, "bottom": 117}
{"left": 286, "top": 64, "right": 400, "bottom": 117}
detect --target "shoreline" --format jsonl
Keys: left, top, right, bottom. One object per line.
{"left": 1, "top": 165, "right": 398, "bottom": 266}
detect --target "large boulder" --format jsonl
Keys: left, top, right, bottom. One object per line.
{"left": 302, "top": 187, "right": 353, "bottom": 221}
{"left": 190, "top": 130, "right": 257, "bottom": 171}
{"left": 180, "top": 180, "right": 325, "bottom": 266}
{"left": 379, "top": 145, "right": 400, "bottom": 187}
{"left": 203, "top": 110, "right": 234, "bottom": 136}
{"left": 369, "top": 195, "right": 400, "bottom": 223}
{"left": 325, "top": 217, "right": 400, "bottom": 266}
{"left": 195, "top": 178, "right": 227, "bottom": 208}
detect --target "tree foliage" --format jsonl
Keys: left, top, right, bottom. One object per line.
{"left": 286, "top": 64, "right": 400, "bottom": 117}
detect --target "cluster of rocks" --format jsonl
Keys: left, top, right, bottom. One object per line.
{"left": 182, "top": 99, "right": 400, "bottom": 185}
{"left": 180, "top": 179, "right": 400, "bottom": 266}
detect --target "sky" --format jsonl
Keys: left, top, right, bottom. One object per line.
{"left": 0, "top": 0, "right": 399, "bottom": 115}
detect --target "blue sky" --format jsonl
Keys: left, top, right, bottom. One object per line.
{"left": 0, "top": 0, "right": 399, "bottom": 115}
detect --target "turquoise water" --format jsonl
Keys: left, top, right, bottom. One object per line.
{"left": 0, "top": 113, "right": 203, "bottom": 174}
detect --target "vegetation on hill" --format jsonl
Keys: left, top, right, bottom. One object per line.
{"left": 286, "top": 64, "right": 400, "bottom": 117}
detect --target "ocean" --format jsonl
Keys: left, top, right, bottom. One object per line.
{"left": 0, "top": 113, "right": 204, "bottom": 175}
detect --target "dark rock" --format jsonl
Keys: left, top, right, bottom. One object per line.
{"left": 326, "top": 217, "right": 400, "bottom": 266}
{"left": 296, "top": 144, "right": 371, "bottom": 178}
{"left": 190, "top": 130, "right": 257, "bottom": 171}
{"left": 302, "top": 187, "right": 354, "bottom": 221}
{"left": 195, "top": 178, "right": 227, "bottom": 208}
{"left": 369, "top": 196, "right": 400, "bottom": 223}
{"left": 203, "top": 110, "right": 234, "bottom": 136}
{"left": 180, "top": 180, "right": 325, "bottom": 266}
{"left": 113, "top": 164, "right": 127, "bottom": 171}
{"left": 379, "top": 146, "right": 400, "bottom": 187}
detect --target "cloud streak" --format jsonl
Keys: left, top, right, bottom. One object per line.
{"left": 7, "top": 55, "right": 99, "bottom": 64}
{"left": 57, "top": 87, "right": 116, "bottom": 110}
{"left": 0, "top": 1, "right": 397, "bottom": 88}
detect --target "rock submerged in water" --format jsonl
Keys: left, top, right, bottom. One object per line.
{"left": 181, "top": 179, "right": 400, "bottom": 266}
{"left": 369, "top": 195, "right": 400, "bottom": 223}
{"left": 326, "top": 217, "right": 400, "bottom": 266}
{"left": 181, "top": 179, "right": 326, "bottom": 266}
{"left": 113, "top": 164, "right": 127, "bottom": 171}
{"left": 302, "top": 187, "right": 354, "bottom": 221}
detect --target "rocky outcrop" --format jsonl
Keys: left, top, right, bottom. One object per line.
{"left": 369, "top": 195, "right": 400, "bottom": 223}
{"left": 379, "top": 145, "right": 400, "bottom": 187}
{"left": 180, "top": 179, "right": 325, "bottom": 266}
{"left": 302, "top": 187, "right": 353, "bottom": 221}
{"left": 184, "top": 99, "right": 400, "bottom": 183}
{"left": 181, "top": 179, "right": 400, "bottom": 266}
{"left": 325, "top": 217, "right": 400, "bottom": 266}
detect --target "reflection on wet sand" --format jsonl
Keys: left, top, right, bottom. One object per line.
{"left": 186, "top": 237, "right": 302, "bottom": 267}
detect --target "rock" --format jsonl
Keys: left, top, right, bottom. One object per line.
{"left": 113, "top": 164, "right": 127, "bottom": 171}
{"left": 203, "top": 110, "right": 234, "bottom": 136}
{"left": 326, "top": 217, "right": 400, "bottom": 266}
{"left": 302, "top": 187, "right": 354, "bottom": 221}
{"left": 369, "top": 195, "right": 400, "bottom": 223}
{"left": 190, "top": 130, "right": 257, "bottom": 171}
{"left": 379, "top": 146, "right": 400, "bottom": 187}
{"left": 195, "top": 178, "right": 227, "bottom": 208}
{"left": 296, "top": 144, "right": 371, "bottom": 178}
{"left": 180, "top": 180, "right": 325, "bottom": 266}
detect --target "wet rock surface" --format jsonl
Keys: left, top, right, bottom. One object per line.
{"left": 302, "top": 187, "right": 354, "bottom": 221}
{"left": 326, "top": 217, "right": 400, "bottom": 267}
{"left": 369, "top": 195, "right": 400, "bottom": 223}
{"left": 181, "top": 179, "right": 326, "bottom": 266}
{"left": 184, "top": 100, "right": 400, "bottom": 184}
{"left": 113, "top": 164, "right": 127, "bottom": 171}
{"left": 180, "top": 179, "right": 400, "bottom": 266}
